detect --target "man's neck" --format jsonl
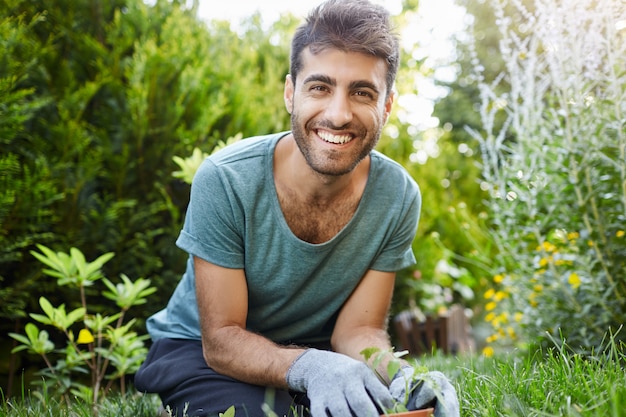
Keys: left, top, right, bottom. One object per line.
{"left": 273, "top": 134, "right": 369, "bottom": 205}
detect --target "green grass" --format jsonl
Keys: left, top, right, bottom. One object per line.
{"left": 419, "top": 342, "right": 626, "bottom": 417}
{"left": 2, "top": 341, "right": 625, "bottom": 417}
{"left": 0, "top": 389, "right": 162, "bottom": 417}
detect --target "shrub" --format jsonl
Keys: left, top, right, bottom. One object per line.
{"left": 468, "top": 0, "right": 626, "bottom": 352}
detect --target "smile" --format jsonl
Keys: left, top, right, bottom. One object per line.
{"left": 317, "top": 130, "right": 353, "bottom": 144}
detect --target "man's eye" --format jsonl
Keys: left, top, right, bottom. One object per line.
{"left": 310, "top": 85, "right": 328, "bottom": 92}
{"left": 355, "top": 90, "right": 374, "bottom": 99}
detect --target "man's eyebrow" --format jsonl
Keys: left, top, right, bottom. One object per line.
{"left": 303, "top": 74, "right": 335, "bottom": 85}
{"left": 349, "top": 80, "right": 380, "bottom": 95}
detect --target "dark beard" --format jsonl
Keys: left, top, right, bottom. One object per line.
{"left": 290, "top": 112, "right": 381, "bottom": 177}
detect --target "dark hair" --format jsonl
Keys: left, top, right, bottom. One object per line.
{"left": 290, "top": 0, "right": 400, "bottom": 98}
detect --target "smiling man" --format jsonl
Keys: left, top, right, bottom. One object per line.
{"left": 134, "top": 1, "right": 459, "bottom": 416}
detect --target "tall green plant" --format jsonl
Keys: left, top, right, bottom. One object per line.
{"left": 469, "top": 0, "right": 626, "bottom": 352}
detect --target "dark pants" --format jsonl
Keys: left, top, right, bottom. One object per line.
{"left": 134, "top": 338, "right": 310, "bottom": 417}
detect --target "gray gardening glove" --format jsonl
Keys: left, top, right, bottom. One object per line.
{"left": 389, "top": 366, "right": 460, "bottom": 417}
{"left": 286, "top": 349, "right": 394, "bottom": 417}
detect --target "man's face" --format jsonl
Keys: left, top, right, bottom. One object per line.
{"left": 284, "top": 48, "right": 394, "bottom": 177}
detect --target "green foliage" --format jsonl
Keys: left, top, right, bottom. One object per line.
{"left": 468, "top": 0, "right": 626, "bottom": 352}
{"left": 361, "top": 347, "right": 410, "bottom": 384}
{"left": 219, "top": 406, "right": 236, "bottom": 417}
{"left": 102, "top": 274, "right": 156, "bottom": 311}
{"left": 171, "top": 147, "right": 210, "bottom": 185}
{"left": 0, "top": 0, "right": 291, "bottom": 395}
{"left": 372, "top": 4, "right": 494, "bottom": 318}
{"left": 360, "top": 347, "right": 435, "bottom": 414}
{"left": 394, "top": 138, "right": 489, "bottom": 315}
{"left": 29, "top": 297, "right": 86, "bottom": 331}
{"left": 31, "top": 245, "right": 114, "bottom": 288}
{"left": 9, "top": 323, "right": 54, "bottom": 356}
{"left": 8, "top": 246, "right": 155, "bottom": 407}
{"left": 172, "top": 133, "right": 243, "bottom": 185}
{"left": 0, "top": 1, "right": 60, "bottom": 321}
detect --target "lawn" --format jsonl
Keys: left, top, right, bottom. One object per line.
{"left": 2, "top": 340, "right": 624, "bottom": 417}
{"left": 422, "top": 345, "right": 626, "bottom": 416}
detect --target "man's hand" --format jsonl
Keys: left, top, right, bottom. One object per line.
{"left": 389, "top": 367, "right": 460, "bottom": 417}
{"left": 286, "top": 349, "right": 393, "bottom": 417}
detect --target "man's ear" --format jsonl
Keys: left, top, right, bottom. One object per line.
{"left": 284, "top": 74, "right": 294, "bottom": 114}
{"left": 383, "top": 90, "right": 395, "bottom": 124}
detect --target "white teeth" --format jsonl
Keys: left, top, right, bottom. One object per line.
{"left": 318, "top": 131, "right": 352, "bottom": 144}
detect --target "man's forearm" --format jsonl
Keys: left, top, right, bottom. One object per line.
{"left": 202, "top": 325, "right": 305, "bottom": 388}
{"left": 332, "top": 326, "right": 395, "bottom": 384}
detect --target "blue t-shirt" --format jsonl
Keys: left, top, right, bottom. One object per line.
{"left": 147, "top": 132, "right": 421, "bottom": 345}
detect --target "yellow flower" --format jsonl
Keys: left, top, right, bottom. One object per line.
{"left": 568, "top": 272, "right": 581, "bottom": 289}
{"left": 506, "top": 326, "right": 516, "bottom": 338}
{"left": 541, "top": 241, "right": 557, "bottom": 252}
{"left": 485, "top": 312, "right": 496, "bottom": 323}
{"left": 494, "top": 290, "right": 508, "bottom": 301}
{"left": 486, "top": 301, "right": 497, "bottom": 311}
{"left": 617, "top": 230, "right": 625, "bottom": 238}
{"left": 486, "top": 334, "right": 499, "bottom": 343}
{"left": 484, "top": 288, "right": 495, "bottom": 299}
{"left": 492, "top": 313, "right": 508, "bottom": 327}
{"left": 533, "top": 284, "right": 543, "bottom": 293}
{"left": 482, "top": 346, "right": 495, "bottom": 358}
{"left": 493, "top": 274, "right": 504, "bottom": 284}
{"left": 77, "top": 328, "right": 94, "bottom": 344}
{"left": 567, "top": 232, "right": 580, "bottom": 241}
{"left": 497, "top": 312, "right": 509, "bottom": 324}
{"left": 514, "top": 312, "right": 524, "bottom": 322}
{"left": 539, "top": 257, "right": 551, "bottom": 267}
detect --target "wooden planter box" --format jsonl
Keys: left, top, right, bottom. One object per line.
{"left": 393, "top": 304, "right": 474, "bottom": 356}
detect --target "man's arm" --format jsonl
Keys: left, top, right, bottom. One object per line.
{"left": 194, "top": 256, "right": 303, "bottom": 388}
{"left": 331, "top": 269, "right": 401, "bottom": 384}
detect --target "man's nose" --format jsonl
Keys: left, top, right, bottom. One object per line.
{"left": 324, "top": 93, "right": 353, "bottom": 128}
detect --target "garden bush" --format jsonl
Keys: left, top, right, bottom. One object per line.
{"left": 377, "top": 5, "right": 491, "bottom": 316}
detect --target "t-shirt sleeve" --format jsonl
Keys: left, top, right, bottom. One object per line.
{"left": 175, "top": 159, "right": 245, "bottom": 268}
{"left": 369, "top": 177, "right": 421, "bottom": 272}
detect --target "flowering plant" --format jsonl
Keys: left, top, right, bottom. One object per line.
{"left": 468, "top": 0, "right": 626, "bottom": 353}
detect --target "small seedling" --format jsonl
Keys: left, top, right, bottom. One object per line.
{"left": 361, "top": 347, "right": 435, "bottom": 414}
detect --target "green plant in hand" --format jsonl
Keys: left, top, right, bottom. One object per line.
{"left": 361, "top": 347, "right": 434, "bottom": 414}
{"left": 9, "top": 244, "right": 156, "bottom": 407}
